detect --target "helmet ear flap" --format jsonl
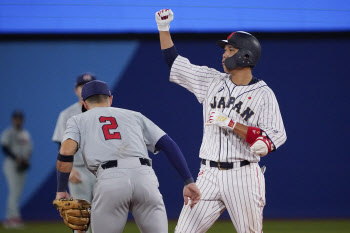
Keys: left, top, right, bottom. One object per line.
{"left": 224, "top": 49, "right": 255, "bottom": 70}
{"left": 236, "top": 49, "right": 255, "bottom": 67}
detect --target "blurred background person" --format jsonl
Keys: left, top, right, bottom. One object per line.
{"left": 1, "top": 110, "right": 32, "bottom": 229}
{"left": 52, "top": 73, "right": 97, "bottom": 233}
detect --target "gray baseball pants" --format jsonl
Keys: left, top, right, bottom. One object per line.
{"left": 91, "top": 158, "right": 168, "bottom": 233}
{"left": 3, "top": 158, "right": 26, "bottom": 220}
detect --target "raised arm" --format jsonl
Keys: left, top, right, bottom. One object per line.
{"left": 155, "top": 9, "right": 174, "bottom": 49}
{"left": 155, "top": 9, "right": 179, "bottom": 69}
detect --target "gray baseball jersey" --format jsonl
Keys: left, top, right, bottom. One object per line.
{"left": 62, "top": 107, "right": 166, "bottom": 174}
{"left": 1, "top": 127, "right": 32, "bottom": 220}
{"left": 53, "top": 102, "right": 85, "bottom": 166}
{"left": 62, "top": 106, "right": 168, "bottom": 233}
{"left": 170, "top": 55, "right": 286, "bottom": 163}
{"left": 1, "top": 127, "right": 32, "bottom": 160}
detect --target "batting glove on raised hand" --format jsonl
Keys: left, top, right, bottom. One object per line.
{"left": 205, "top": 110, "right": 237, "bottom": 130}
{"left": 250, "top": 136, "right": 273, "bottom": 157}
{"left": 155, "top": 9, "right": 174, "bottom": 31}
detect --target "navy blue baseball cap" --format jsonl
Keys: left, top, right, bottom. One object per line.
{"left": 12, "top": 110, "right": 24, "bottom": 119}
{"left": 75, "top": 73, "right": 97, "bottom": 88}
{"left": 81, "top": 80, "right": 111, "bottom": 112}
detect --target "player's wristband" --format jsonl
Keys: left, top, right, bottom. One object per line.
{"left": 245, "top": 127, "right": 262, "bottom": 144}
{"left": 57, "top": 170, "right": 70, "bottom": 192}
{"left": 57, "top": 153, "right": 74, "bottom": 162}
{"left": 184, "top": 177, "right": 194, "bottom": 185}
{"left": 227, "top": 119, "right": 237, "bottom": 130}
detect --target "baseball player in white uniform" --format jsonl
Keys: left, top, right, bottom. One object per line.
{"left": 52, "top": 73, "right": 97, "bottom": 233}
{"left": 54, "top": 80, "right": 201, "bottom": 233}
{"left": 1, "top": 110, "right": 32, "bottom": 229}
{"left": 155, "top": 9, "right": 287, "bottom": 233}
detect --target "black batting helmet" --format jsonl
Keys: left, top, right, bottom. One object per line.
{"left": 217, "top": 31, "right": 261, "bottom": 70}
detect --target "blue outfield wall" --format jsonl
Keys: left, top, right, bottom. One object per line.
{"left": 0, "top": 37, "right": 349, "bottom": 221}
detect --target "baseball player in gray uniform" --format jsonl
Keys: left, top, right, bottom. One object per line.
{"left": 156, "top": 9, "right": 287, "bottom": 233}
{"left": 54, "top": 80, "right": 201, "bottom": 233}
{"left": 52, "top": 73, "right": 97, "bottom": 233}
{"left": 1, "top": 110, "right": 32, "bottom": 229}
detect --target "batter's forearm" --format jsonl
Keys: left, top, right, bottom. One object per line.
{"left": 233, "top": 123, "right": 248, "bottom": 140}
{"left": 159, "top": 31, "right": 174, "bottom": 50}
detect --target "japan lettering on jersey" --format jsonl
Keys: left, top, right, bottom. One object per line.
{"left": 62, "top": 107, "right": 166, "bottom": 174}
{"left": 170, "top": 56, "right": 286, "bottom": 163}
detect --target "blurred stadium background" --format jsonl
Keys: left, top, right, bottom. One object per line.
{"left": 0, "top": 1, "right": 349, "bottom": 232}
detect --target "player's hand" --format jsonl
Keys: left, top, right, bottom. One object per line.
{"left": 69, "top": 168, "right": 82, "bottom": 183}
{"left": 205, "top": 110, "right": 236, "bottom": 130}
{"left": 183, "top": 183, "right": 201, "bottom": 208}
{"left": 155, "top": 9, "right": 174, "bottom": 31}
{"left": 250, "top": 136, "right": 273, "bottom": 157}
{"left": 56, "top": 191, "right": 71, "bottom": 200}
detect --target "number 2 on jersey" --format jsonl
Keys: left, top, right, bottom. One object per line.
{"left": 99, "top": 116, "right": 121, "bottom": 140}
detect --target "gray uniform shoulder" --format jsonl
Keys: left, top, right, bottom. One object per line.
{"left": 1, "top": 127, "right": 12, "bottom": 144}
{"left": 72, "top": 107, "right": 144, "bottom": 122}
{"left": 109, "top": 107, "right": 145, "bottom": 118}
{"left": 53, "top": 102, "right": 81, "bottom": 143}
{"left": 1, "top": 127, "right": 12, "bottom": 135}
{"left": 60, "top": 102, "right": 81, "bottom": 118}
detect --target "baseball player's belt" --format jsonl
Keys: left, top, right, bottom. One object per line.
{"left": 201, "top": 159, "right": 250, "bottom": 170}
{"left": 101, "top": 158, "right": 151, "bottom": 169}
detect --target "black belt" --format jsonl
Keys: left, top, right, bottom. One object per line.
{"left": 201, "top": 159, "right": 250, "bottom": 170}
{"left": 101, "top": 158, "right": 151, "bottom": 169}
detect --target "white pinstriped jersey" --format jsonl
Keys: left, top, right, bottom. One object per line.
{"left": 62, "top": 107, "right": 166, "bottom": 174}
{"left": 170, "top": 55, "right": 286, "bottom": 163}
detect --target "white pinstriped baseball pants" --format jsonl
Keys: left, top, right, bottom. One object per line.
{"left": 175, "top": 162, "right": 265, "bottom": 233}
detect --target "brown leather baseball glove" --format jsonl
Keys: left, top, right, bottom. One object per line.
{"left": 53, "top": 198, "right": 91, "bottom": 231}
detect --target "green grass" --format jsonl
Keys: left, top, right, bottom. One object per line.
{"left": 0, "top": 220, "right": 349, "bottom": 233}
